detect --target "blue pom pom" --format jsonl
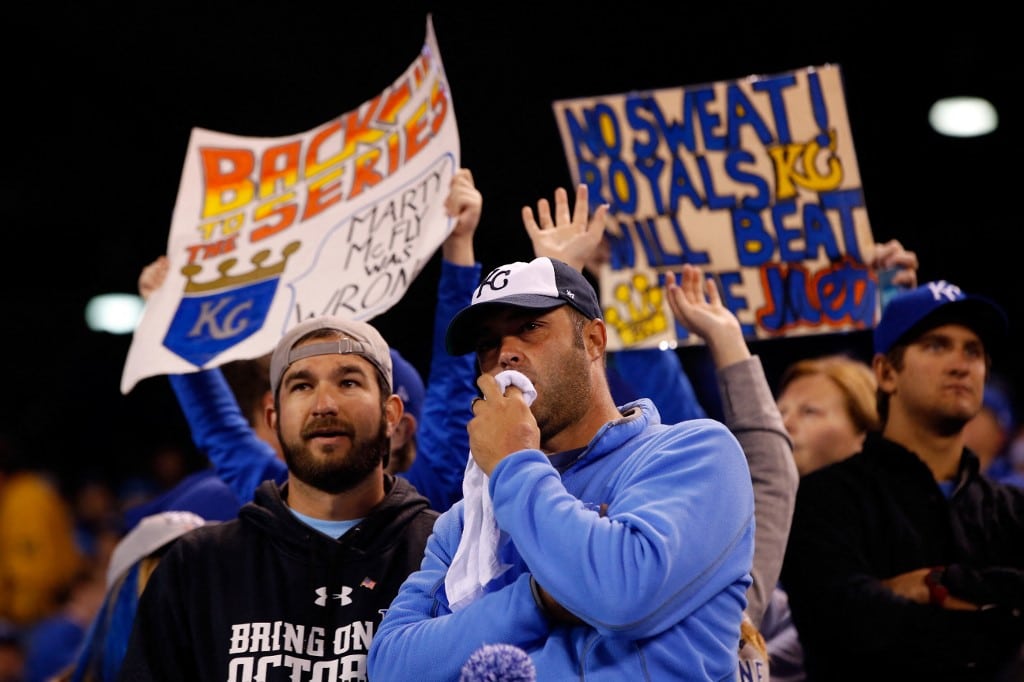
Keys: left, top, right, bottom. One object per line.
{"left": 459, "top": 643, "right": 536, "bottom": 681}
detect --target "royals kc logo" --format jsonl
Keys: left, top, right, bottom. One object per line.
{"left": 163, "top": 242, "right": 301, "bottom": 367}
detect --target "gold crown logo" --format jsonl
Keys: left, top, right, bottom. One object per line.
{"left": 181, "top": 241, "right": 301, "bottom": 294}
{"left": 604, "top": 272, "right": 668, "bottom": 345}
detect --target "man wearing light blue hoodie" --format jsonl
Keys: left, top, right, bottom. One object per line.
{"left": 368, "top": 255, "right": 755, "bottom": 681}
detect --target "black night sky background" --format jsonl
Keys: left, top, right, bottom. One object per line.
{"left": 3, "top": 3, "right": 1018, "bottom": 489}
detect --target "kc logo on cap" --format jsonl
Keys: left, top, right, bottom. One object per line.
{"left": 476, "top": 266, "right": 515, "bottom": 298}
{"left": 926, "top": 280, "right": 965, "bottom": 303}
{"left": 873, "top": 279, "right": 1007, "bottom": 355}
{"left": 446, "top": 257, "right": 603, "bottom": 356}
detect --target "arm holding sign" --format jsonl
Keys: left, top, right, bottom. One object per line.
{"left": 870, "top": 237, "right": 919, "bottom": 310}
{"left": 870, "top": 238, "right": 919, "bottom": 288}
{"left": 401, "top": 168, "right": 483, "bottom": 511}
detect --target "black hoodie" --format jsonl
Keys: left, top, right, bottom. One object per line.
{"left": 119, "top": 476, "right": 437, "bottom": 681}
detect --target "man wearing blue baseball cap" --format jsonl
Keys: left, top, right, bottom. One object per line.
{"left": 782, "top": 280, "right": 1024, "bottom": 680}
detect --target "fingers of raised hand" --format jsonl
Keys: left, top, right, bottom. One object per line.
{"left": 554, "top": 187, "right": 571, "bottom": 226}
{"left": 587, "top": 202, "right": 609, "bottom": 235}
{"left": 521, "top": 205, "right": 539, "bottom": 233}
{"left": 537, "top": 198, "right": 554, "bottom": 229}
{"left": 571, "top": 184, "right": 589, "bottom": 227}
{"left": 703, "top": 274, "right": 722, "bottom": 305}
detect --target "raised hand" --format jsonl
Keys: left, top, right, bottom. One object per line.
{"left": 522, "top": 184, "right": 608, "bottom": 272}
{"left": 443, "top": 168, "right": 483, "bottom": 266}
{"left": 665, "top": 264, "right": 750, "bottom": 369}
{"left": 138, "top": 255, "right": 170, "bottom": 301}
{"left": 870, "top": 238, "right": 919, "bottom": 289}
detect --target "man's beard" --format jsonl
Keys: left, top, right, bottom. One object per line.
{"left": 534, "top": 342, "right": 592, "bottom": 445}
{"left": 280, "top": 413, "right": 390, "bottom": 494}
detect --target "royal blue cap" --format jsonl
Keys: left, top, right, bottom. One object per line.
{"left": 390, "top": 349, "right": 424, "bottom": 422}
{"left": 873, "top": 280, "right": 1007, "bottom": 355}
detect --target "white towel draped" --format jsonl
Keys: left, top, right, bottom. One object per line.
{"left": 445, "top": 370, "right": 537, "bottom": 612}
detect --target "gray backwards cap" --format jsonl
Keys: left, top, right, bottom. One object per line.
{"left": 445, "top": 257, "right": 602, "bottom": 355}
{"left": 269, "top": 316, "right": 392, "bottom": 397}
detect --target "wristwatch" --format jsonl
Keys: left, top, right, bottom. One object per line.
{"left": 924, "top": 566, "right": 948, "bottom": 607}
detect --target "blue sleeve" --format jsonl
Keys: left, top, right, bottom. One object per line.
{"left": 606, "top": 348, "right": 707, "bottom": 424}
{"left": 399, "top": 259, "right": 480, "bottom": 512}
{"left": 167, "top": 369, "right": 286, "bottom": 504}
{"left": 367, "top": 506, "right": 549, "bottom": 682}
{"left": 492, "top": 421, "right": 753, "bottom": 639}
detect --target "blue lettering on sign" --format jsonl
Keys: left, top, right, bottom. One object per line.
{"left": 757, "top": 258, "right": 876, "bottom": 333}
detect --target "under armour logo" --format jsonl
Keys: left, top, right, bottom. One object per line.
{"left": 475, "top": 268, "right": 511, "bottom": 300}
{"left": 314, "top": 585, "right": 353, "bottom": 607}
{"left": 926, "top": 280, "right": 962, "bottom": 302}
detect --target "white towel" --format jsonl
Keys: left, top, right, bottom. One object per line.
{"left": 446, "top": 370, "right": 537, "bottom": 612}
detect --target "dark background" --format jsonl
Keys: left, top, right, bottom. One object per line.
{"left": 4, "top": 3, "right": 1018, "bottom": 488}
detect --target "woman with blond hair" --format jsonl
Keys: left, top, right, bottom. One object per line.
{"left": 776, "top": 355, "right": 881, "bottom": 477}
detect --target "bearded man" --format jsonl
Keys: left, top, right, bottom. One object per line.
{"left": 120, "top": 317, "right": 437, "bottom": 681}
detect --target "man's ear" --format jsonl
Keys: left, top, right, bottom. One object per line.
{"left": 265, "top": 399, "right": 277, "bottom": 432}
{"left": 873, "top": 353, "right": 897, "bottom": 392}
{"left": 257, "top": 390, "right": 274, "bottom": 427}
{"left": 585, "top": 318, "right": 608, "bottom": 360}
{"left": 391, "top": 414, "right": 417, "bottom": 449}
{"left": 384, "top": 394, "right": 405, "bottom": 437}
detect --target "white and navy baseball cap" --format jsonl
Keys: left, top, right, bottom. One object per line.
{"left": 446, "top": 257, "right": 602, "bottom": 355}
{"left": 873, "top": 280, "right": 1007, "bottom": 355}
